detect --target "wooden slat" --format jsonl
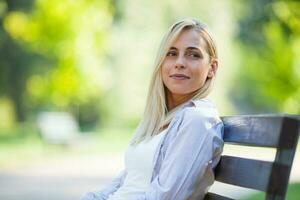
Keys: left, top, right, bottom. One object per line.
{"left": 214, "top": 156, "right": 273, "bottom": 191}
{"left": 277, "top": 117, "right": 300, "bottom": 149}
{"left": 204, "top": 192, "right": 234, "bottom": 200}
{"left": 266, "top": 117, "right": 300, "bottom": 198}
{"left": 267, "top": 162, "right": 290, "bottom": 197}
{"left": 209, "top": 115, "right": 300, "bottom": 200}
{"left": 221, "top": 115, "right": 284, "bottom": 147}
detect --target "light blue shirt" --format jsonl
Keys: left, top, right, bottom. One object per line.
{"left": 81, "top": 98, "right": 224, "bottom": 200}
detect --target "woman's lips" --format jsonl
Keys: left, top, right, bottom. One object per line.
{"left": 170, "top": 74, "right": 190, "bottom": 80}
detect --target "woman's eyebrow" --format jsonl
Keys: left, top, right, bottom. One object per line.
{"left": 186, "top": 46, "right": 201, "bottom": 51}
{"left": 169, "top": 46, "right": 203, "bottom": 55}
{"left": 169, "top": 47, "right": 177, "bottom": 50}
{"left": 186, "top": 47, "right": 203, "bottom": 56}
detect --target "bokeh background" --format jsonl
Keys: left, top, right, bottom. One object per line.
{"left": 0, "top": 0, "right": 299, "bottom": 199}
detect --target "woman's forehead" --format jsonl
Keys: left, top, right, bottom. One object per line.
{"left": 170, "top": 29, "right": 206, "bottom": 50}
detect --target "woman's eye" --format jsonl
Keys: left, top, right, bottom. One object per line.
{"left": 187, "top": 52, "right": 200, "bottom": 58}
{"left": 166, "top": 51, "right": 177, "bottom": 56}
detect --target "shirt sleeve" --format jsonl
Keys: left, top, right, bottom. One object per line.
{"left": 80, "top": 169, "right": 127, "bottom": 200}
{"left": 133, "top": 108, "right": 224, "bottom": 200}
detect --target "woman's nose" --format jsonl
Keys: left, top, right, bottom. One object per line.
{"left": 174, "top": 56, "right": 186, "bottom": 69}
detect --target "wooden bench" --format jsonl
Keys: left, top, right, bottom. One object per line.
{"left": 204, "top": 114, "right": 300, "bottom": 200}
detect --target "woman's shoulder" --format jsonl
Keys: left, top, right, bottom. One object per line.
{"left": 168, "top": 99, "right": 223, "bottom": 141}
{"left": 181, "top": 98, "right": 221, "bottom": 123}
{"left": 178, "top": 99, "right": 224, "bottom": 139}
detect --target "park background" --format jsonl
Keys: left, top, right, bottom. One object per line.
{"left": 0, "top": 0, "right": 299, "bottom": 199}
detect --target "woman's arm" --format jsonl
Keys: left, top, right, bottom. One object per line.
{"left": 80, "top": 169, "right": 127, "bottom": 200}
{"left": 133, "top": 109, "right": 224, "bottom": 200}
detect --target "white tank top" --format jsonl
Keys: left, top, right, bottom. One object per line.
{"left": 107, "top": 129, "right": 167, "bottom": 200}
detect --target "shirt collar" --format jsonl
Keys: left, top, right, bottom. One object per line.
{"left": 174, "top": 98, "right": 219, "bottom": 117}
{"left": 191, "top": 98, "right": 216, "bottom": 108}
{"left": 179, "top": 98, "right": 216, "bottom": 109}
{"left": 171, "top": 98, "right": 218, "bottom": 119}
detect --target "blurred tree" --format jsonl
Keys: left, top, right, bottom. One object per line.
{"left": 231, "top": 0, "right": 300, "bottom": 114}
{"left": 0, "top": 0, "right": 114, "bottom": 128}
{"left": 0, "top": 0, "right": 37, "bottom": 121}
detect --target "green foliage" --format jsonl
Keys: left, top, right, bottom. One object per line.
{"left": 15, "top": 0, "right": 114, "bottom": 107}
{"left": 0, "top": 0, "right": 114, "bottom": 126}
{"left": 2, "top": 0, "right": 298, "bottom": 130}
{"left": 231, "top": 0, "right": 300, "bottom": 114}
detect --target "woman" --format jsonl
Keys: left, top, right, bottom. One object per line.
{"left": 81, "top": 18, "right": 224, "bottom": 200}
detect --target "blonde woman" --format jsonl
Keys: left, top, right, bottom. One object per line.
{"left": 81, "top": 18, "right": 224, "bottom": 200}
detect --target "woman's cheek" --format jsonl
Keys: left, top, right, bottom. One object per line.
{"left": 161, "top": 67, "right": 169, "bottom": 86}
{"left": 162, "top": 65, "right": 171, "bottom": 79}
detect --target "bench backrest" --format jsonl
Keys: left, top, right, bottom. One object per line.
{"left": 204, "top": 115, "right": 300, "bottom": 200}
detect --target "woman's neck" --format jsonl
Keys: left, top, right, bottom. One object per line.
{"left": 166, "top": 90, "right": 194, "bottom": 111}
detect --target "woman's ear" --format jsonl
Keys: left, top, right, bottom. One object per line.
{"left": 208, "top": 58, "right": 218, "bottom": 78}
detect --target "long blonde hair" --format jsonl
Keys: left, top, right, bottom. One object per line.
{"left": 130, "top": 18, "right": 218, "bottom": 145}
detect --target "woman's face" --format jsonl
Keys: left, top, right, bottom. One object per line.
{"left": 161, "top": 28, "right": 217, "bottom": 101}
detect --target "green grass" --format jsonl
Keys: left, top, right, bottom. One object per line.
{"left": 244, "top": 183, "right": 300, "bottom": 200}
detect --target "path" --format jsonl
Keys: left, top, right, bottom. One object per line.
{"left": 0, "top": 147, "right": 299, "bottom": 200}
